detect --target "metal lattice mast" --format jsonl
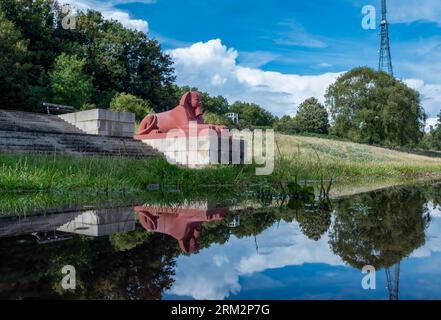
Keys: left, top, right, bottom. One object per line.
{"left": 379, "top": 0, "right": 394, "bottom": 76}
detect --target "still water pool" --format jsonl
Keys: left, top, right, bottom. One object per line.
{"left": 1, "top": 182, "right": 441, "bottom": 300}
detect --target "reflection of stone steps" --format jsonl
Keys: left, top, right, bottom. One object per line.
{"left": 0, "top": 207, "right": 136, "bottom": 238}
{"left": 0, "top": 110, "right": 159, "bottom": 157}
{"left": 57, "top": 209, "right": 136, "bottom": 236}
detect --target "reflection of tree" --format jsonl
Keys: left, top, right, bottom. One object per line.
{"left": 420, "top": 183, "right": 441, "bottom": 208}
{"left": 385, "top": 263, "right": 400, "bottom": 300}
{"left": 232, "top": 211, "right": 277, "bottom": 239}
{"left": 109, "top": 229, "right": 151, "bottom": 252}
{"left": 198, "top": 210, "right": 279, "bottom": 250}
{"left": 0, "top": 236, "right": 92, "bottom": 299}
{"left": 295, "top": 202, "right": 332, "bottom": 241}
{"left": 85, "top": 233, "right": 177, "bottom": 299}
{"left": 329, "top": 187, "right": 430, "bottom": 270}
{"left": 0, "top": 228, "right": 178, "bottom": 300}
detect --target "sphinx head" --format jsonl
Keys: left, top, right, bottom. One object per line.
{"left": 180, "top": 91, "right": 203, "bottom": 119}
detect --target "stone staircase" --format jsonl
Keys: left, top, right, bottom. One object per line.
{"left": 0, "top": 110, "right": 159, "bottom": 157}
{"left": 0, "top": 110, "right": 86, "bottom": 134}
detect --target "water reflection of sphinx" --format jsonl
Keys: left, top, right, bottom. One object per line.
{"left": 135, "top": 202, "right": 228, "bottom": 254}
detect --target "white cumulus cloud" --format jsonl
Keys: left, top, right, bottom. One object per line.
{"left": 405, "top": 79, "right": 441, "bottom": 120}
{"left": 389, "top": 0, "right": 441, "bottom": 26}
{"left": 169, "top": 39, "right": 341, "bottom": 116}
{"left": 169, "top": 39, "right": 441, "bottom": 120}
{"left": 61, "top": 0, "right": 150, "bottom": 33}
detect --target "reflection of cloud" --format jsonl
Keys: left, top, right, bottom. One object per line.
{"left": 168, "top": 203, "right": 441, "bottom": 300}
{"left": 167, "top": 221, "right": 343, "bottom": 300}
{"left": 411, "top": 204, "right": 441, "bottom": 258}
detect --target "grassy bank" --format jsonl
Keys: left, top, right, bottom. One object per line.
{"left": 1, "top": 134, "right": 441, "bottom": 192}
{"left": 0, "top": 154, "right": 260, "bottom": 192}
{"left": 276, "top": 134, "right": 441, "bottom": 179}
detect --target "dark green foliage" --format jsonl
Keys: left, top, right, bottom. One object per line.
{"left": 326, "top": 67, "right": 426, "bottom": 146}
{"left": 203, "top": 112, "right": 232, "bottom": 126}
{"left": 295, "top": 206, "right": 331, "bottom": 241}
{"left": 109, "top": 228, "right": 151, "bottom": 252}
{"left": 0, "top": 232, "right": 177, "bottom": 299}
{"left": 0, "top": 0, "right": 175, "bottom": 112}
{"left": 49, "top": 53, "right": 93, "bottom": 109}
{"left": 274, "top": 115, "right": 300, "bottom": 134}
{"left": 0, "top": 11, "right": 31, "bottom": 110}
{"left": 74, "top": 11, "right": 175, "bottom": 110}
{"left": 420, "top": 113, "right": 441, "bottom": 150}
{"left": 295, "top": 97, "right": 329, "bottom": 134}
{"left": 110, "top": 92, "right": 154, "bottom": 121}
{"left": 230, "top": 101, "right": 275, "bottom": 128}
{"left": 329, "top": 187, "right": 430, "bottom": 269}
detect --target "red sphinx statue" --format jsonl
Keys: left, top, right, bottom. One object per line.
{"left": 136, "top": 91, "right": 226, "bottom": 137}
{"left": 135, "top": 204, "right": 227, "bottom": 254}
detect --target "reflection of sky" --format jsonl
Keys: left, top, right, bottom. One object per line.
{"left": 164, "top": 205, "right": 441, "bottom": 300}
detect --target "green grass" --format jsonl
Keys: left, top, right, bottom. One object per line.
{"left": 1, "top": 133, "right": 441, "bottom": 193}
{"left": 0, "top": 153, "right": 260, "bottom": 192}
{"left": 276, "top": 134, "right": 441, "bottom": 180}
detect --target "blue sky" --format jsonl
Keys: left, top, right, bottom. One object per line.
{"left": 161, "top": 205, "right": 441, "bottom": 300}
{"left": 65, "top": 0, "right": 441, "bottom": 124}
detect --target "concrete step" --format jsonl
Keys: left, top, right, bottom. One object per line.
{"left": 0, "top": 110, "right": 160, "bottom": 158}
{"left": 0, "top": 110, "right": 86, "bottom": 134}
{"left": 0, "top": 130, "right": 159, "bottom": 158}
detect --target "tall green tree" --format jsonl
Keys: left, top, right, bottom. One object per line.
{"left": 421, "top": 112, "right": 441, "bottom": 150}
{"left": 76, "top": 11, "right": 175, "bottom": 110}
{"left": 0, "top": 1, "right": 176, "bottom": 113}
{"left": 0, "top": 12, "right": 30, "bottom": 110}
{"left": 295, "top": 97, "right": 329, "bottom": 134}
{"left": 274, "top": 115, "right": 299, "bottom": 134}
{"left": 203, "top": 112, "right": 232, "bottom": 126}
{"left": 110, "top": 92, "right": 154, "bottom": 121}
{"left": 325, "top": 67, "right": 426, "bottom": 146}
{"left": 0, "top": 0, "right": 60, "bottom": 105}
{"left": 230, "top": 101, "right": 275, "bottom": 128}
{"left": 49, "top": 53, "right": 93, "bottom": 109}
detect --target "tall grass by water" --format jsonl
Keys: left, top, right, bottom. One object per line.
{"left": 275, "top": 134, "right": 441, "bottom": 179}
{"left": 1, "top": 133, "right": 441, "bottom": 192}
{"left": 0, "top": 153, "right": 258, "bottom": 192}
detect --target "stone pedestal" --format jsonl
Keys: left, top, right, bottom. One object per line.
{"left": 135, "top": 130, "right": 248, "bottom": 168}
{"left": 59, "top": 109, "right": 135, "bottom": 137}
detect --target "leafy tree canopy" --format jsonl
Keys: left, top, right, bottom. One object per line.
{"left": 230, "top": 101, "right": 275, "bottom": 128}
{"left": 295, "top": 97, "right": 329, "bottom": 134}
{"left": 110, "top": 92, "right": 154, "bottom": 121}
{"left": 325, "top": 67, "right": 426, "bottom": 146}
{"left": 203, "top": 112, "right": 232, "bottom": 126}
{"left": 0, "top": 11, "right": 30, "bottom": 110}
{"left": 420, "top": 112, "right": 441, "bottom": 150}
{"left": 0, "top": 0, "right": 175, "bottom": 112}
{"left": 274, "top": 115, "right": 300, "bottom": 135}
{"left": 49, "top": 53, "right": 93, "bottom": 109}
